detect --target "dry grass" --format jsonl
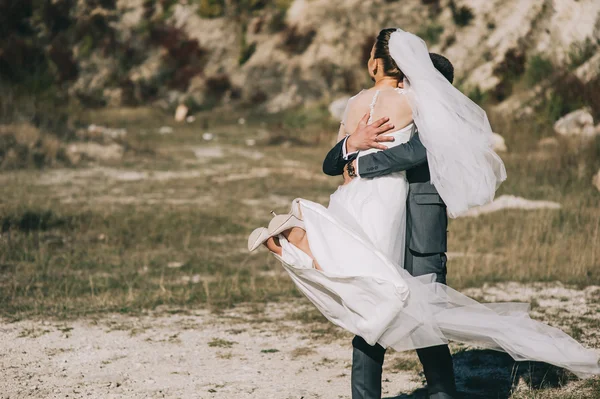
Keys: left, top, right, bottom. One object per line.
{"left": 390, "top": 353, "right": 422, "bottom": 373}
{"left": 208, "top": 338, "right": 236, "bottom": 348}
{"left": 0, "top": 104, "right": 599, "bottom": 322}
{"left": 291, "top": 347, "right": 317, "bottom": 358}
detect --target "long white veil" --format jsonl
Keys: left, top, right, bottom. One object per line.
{"left": 389, "top": 29, "right": 507, "bottom": 217}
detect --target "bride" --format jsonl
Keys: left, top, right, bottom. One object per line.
{"left": 247, "top": 28, "right": 600, "bottom": 379}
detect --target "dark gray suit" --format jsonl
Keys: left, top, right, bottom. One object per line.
{"left": 322, "top": 129, "right": 457, "bottom": 399}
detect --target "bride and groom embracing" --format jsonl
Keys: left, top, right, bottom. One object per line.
{"left": 248, "top": 28, "right": 600, "bottom": 398}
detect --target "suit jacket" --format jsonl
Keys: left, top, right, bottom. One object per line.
{"left": 322, "top": 128, "right": 447, "bottom": 254}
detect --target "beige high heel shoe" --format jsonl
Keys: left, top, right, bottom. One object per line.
{"left": 289, "top": 198, "right": 303, "bottom": 220}
{"left": 267, "top": 213, "right": 305, "bottom": 237}
{"left": 248, "top": 199, "right": 304, "bottom": 252}
{"left": 247, "top": 227, "right": 270, "bottom": 252}
{"left": 267, "top": 198, "right": 305, "bottom": 236}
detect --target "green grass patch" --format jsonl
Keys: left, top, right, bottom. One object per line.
{"left": 525, "top": 55, "right": 554, "bottom": 87}
{"left": 417, "top": 24, "right": 444, "bottom": 46}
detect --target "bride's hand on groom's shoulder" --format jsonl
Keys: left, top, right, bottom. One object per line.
{"left": 346, "top": 114, "right": 395, "bottom": 153}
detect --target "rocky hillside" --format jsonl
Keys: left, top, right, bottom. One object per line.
{"left": 1, "top": 0, "right": 599, "bottom": 119}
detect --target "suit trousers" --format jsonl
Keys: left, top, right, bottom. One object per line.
{"left": 351, "top": 250, "right": 457, "bottom": 399}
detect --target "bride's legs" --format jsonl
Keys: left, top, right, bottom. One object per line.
{"left": 262, "top": 227, "right": 322, "bottom": 271}
{"left": 283, "top": 227, "right": 322, "bottom": 270}
{"left": 265, "top": 236, "right": 283, "bottom": 256}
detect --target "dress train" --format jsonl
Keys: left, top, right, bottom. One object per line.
{"left": 273, "top": 199, "right": 600, "bottom": 379}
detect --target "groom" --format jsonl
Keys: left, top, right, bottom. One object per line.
{"left": 322, "top": 53, "right": 457, "bottom": 399}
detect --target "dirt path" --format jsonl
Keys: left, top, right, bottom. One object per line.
{"left": 1, "top": 283, "right": 599, "bottom": 399}
{"left": 0, "top": 301, "right": 420, "bottom": 399}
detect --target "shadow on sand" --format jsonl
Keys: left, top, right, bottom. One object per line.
{"left": 385, "top": 349, "right": 571, "bottom": 399}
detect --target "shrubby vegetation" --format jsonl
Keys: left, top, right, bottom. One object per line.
{"left": 468, "top": 37, "right": 599, "bottom": 125}
{"left": 567, "top": 37, "right": 598, "bottom": 70}
{"left": 417, "top": 24, "right": 444, "bottom": 46}
{"left": 196, "top": 0, "right": 292, "bottom": 18}
{"left": 281, "top": 26, "right": 317, "bottom": 54}
{"left": 0, "top": 0, "right": 598, "bottom": 171}
{"left": 448, "top": 0, "right": 474, "bottom": 27}
{"left": 545, "top": 72, "right": 600, "bottom": 122}
{"left": 197, "top": 0, "right": 226, "bottom": 18}
{"left": 524, "top": 55, "right": 554, "bottom": 87}
{"left": 492, "top": 48, "right": 526, "bottom": 102}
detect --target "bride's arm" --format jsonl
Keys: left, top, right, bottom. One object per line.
{"left": 355, "top": 133, "right": 427, "bottom": 178}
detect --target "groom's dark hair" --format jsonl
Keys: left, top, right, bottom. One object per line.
{"left": 429, "top": 53, "right": 454, "bottom": 84}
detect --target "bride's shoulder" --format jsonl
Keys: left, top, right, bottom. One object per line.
{"left": 349, "top": 89, "right": 367, "bottom": 100}
{"left": 347, "top": 89, "right": 374, "bottom": 106}
{"left": 377, "top": 88, "right": 411, "bottom": 105}
{"left": 351, "top": 88, "right": 404, "bottom": 101}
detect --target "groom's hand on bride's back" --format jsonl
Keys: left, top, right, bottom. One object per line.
{"left": 346, "top": 114, "right": 395, "bottom": 153}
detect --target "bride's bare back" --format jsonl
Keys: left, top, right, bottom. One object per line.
{"left": 337, "top": 87, "right": 413, "bottom": 142}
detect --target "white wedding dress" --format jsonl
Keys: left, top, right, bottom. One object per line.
{"left": 269, "top": 87, "right": 600, "bottom": 379}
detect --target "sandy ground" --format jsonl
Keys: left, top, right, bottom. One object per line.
{"left": 1, "top": 282, "right": 599, "bottom": 399}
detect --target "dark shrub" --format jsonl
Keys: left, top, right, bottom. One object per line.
{"left": 48, "top": 34, "right": 79, "bottom": 82}
{"left": 467, "top": 86, "right": 488, "bottom": 105}
{"left": 549, "top": 71, "right": 600, "bottom": 121}
{"left": 0, "top": 0, "right": 34, "bottom": 44}
{"left": 525, "top": 55, "right": 554, "bottom": 87}
{"left": 0, "top": 35, "right": 50, "bottom": 85}
{"left": 239, "top": 34, "right": 256, "bottom": 66}
{"left": 201, "top": 74, "right": 233, "bottom": 109}
{"left": 149, "top": 24, "right": 207, "bottom": 89}
{"left": 205, "top": 74, "right": 231, "bottom": 94}
{"left": 249, "top": 90, "right": 268, "bottom": 105}
{"left": 281, "top": 26, "right": 316, "bottom": 54}
{"left": 38, "top": 0, "right": 73, "bottom": 35}
{"left": 198, "top": 0, "right": 225, "bottom": 18}
{"left": 421, "top": 0, "right": 441, "bottom": 16}
{"left": 444, "top": 34, "right": 456, "bottom": 49}
{"left": 568, "top": 38, "right": 598, "bottom": 69}
{"left": 1, "top": 209, "right": 73, "bottom": 233}
{"left": 449, "top": 0, "right": 474, "bottom": 27}
{"left": 239, "top": 0, "right": 269, "bottom": 12}
{"left": 491, "top": 79, "right": 512, "bottom": 103}
{"left": 492, "top": 48, "right": 526, "bottom": 101}
{"left": 268, "top": 9, "right": 286, "bottom": 32}
{"left": 417, "top": 24, "right": 444, "bottom": 45}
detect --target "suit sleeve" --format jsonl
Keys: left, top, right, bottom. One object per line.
{"left": 357, "top": 133, "right": 427, "bottom": 178}
{"left": 322, "top": 137, "right": 358, "bottom": 176}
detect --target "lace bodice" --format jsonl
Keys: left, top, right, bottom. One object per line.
{"left": 367, "top": 88, "right": 406, "bottom": 125}
{"left": 340, "top": 87, "right": 410, "bottom": 137}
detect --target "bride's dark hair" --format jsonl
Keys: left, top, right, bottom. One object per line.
{"left": 374, "top": 28, "right": 405, "bottom": 81}
{"left": 375, "top": 29, "right": 456, "bottom": 85}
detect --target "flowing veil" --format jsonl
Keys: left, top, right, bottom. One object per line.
{"left": 388, "top": 29, "right": 507, "bottom": 217}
